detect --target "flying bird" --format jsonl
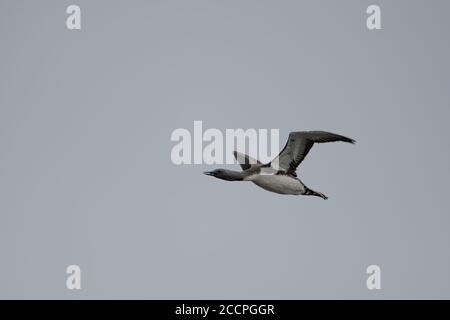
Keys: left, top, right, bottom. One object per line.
{"left": 204, "top": 131, "right": 355, "bottom": 199}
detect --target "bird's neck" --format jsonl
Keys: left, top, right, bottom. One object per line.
{"left": 221, "top": 170, "right": 248, "bottom": 181}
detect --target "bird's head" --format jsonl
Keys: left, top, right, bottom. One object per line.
{"left": 203, "top": 169, "right": 243, "bottom": 181}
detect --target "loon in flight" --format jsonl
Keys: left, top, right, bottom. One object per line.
{"left": 204, "top": 131, "right": 355, "bottom": 199}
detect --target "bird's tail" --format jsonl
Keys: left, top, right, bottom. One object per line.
{"left": 304, "top": 186, "right": 328, "bottom": 200}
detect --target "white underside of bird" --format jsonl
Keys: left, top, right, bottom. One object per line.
{"left": 244, "top": 173, "right": 306, "bottom": 195}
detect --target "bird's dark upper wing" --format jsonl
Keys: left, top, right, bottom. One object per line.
{"left": 233, "top": 151, "right": 261, "bottom": 170}
{"left": 269, "top": 131, "right": 355, "bottom": 177}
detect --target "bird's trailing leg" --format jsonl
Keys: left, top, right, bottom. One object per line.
{"left": 303, "top": 186, "right": 328, "bottom": 200}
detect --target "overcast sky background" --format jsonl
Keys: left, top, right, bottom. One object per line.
{"left": 1, "top": 0, "right": 450, "bottom": 299}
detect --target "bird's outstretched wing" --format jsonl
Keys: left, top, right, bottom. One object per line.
{"left": 269, "top": 131, "right": 355, "bottom": 177}
{"left": 233, "top": 151, "right": 261, "bottom": 171}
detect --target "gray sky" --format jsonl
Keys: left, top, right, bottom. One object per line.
{"left": 1, "top": 0, "right": 450, "bottom": 299}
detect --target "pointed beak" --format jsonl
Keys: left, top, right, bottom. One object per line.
{"left": 203, "top": 171, "right": 214, "bottom": 176}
